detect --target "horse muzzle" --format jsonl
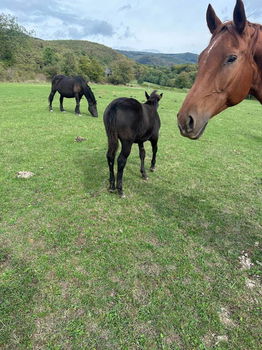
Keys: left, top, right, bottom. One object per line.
{"left": 89, "top": 105, "right": 98, "bottom": 117}
{"left": 177, "top": 113, "right": 208, "bottom": 140}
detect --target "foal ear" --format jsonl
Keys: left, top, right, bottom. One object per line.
{"left": 145, "top": 91, "right": 150, "bottom": 100}
{"left": 206, "top": 4, "right": 222, "bottom": 34}
{"left": 233, "top": 0, "right": 246, "bottom": 34}
{"left": 159, "top": 93, "right": 163, "bottom": 99}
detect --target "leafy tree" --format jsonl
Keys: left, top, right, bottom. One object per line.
{"left": 78, "top": 56, "right": 104, "bottom": 82}
{"left": 108, "top": 58, "right": 134, "bottom": 85}
{"left": 0, "top": 13, "right": 30, "bottom": 65}
{"left": 175, "top": 71, "right": 191, "bottom": 89}
{"left": 43, "top": 64, "right": 60, "bottom": 80}
{"left": 42, "top": 47, "right": 58, "bottom": 66}
{"left": 134, "top": 63, "right": 148, "bottom": 82}
{"left": 61, "top": 52, "right": 78, "bottom": 76}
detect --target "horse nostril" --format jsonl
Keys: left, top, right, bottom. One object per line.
{"left": 186, "top": 115, "right": 195, "bottom": 132}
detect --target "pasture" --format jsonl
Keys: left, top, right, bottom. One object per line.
{"left": 0, "top": 82, "right": 261, "bottom": 349}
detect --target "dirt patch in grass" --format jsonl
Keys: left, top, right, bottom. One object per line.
{"left": 16, "top": 171, "right": 35, "bottom": 178}
{"left": 203, "top": 332, "right": 229, "bottom": 348}
{"left": 132, "top": 279, "right": 149, "bottom": 305}
{"left": 75, "top": 233, "right": 87, "bottom": 247}
{"left": 218, "top": 307, "right": 236, "bottom": 328}
{"left": 134, "top": 321, "right": 157, "bottom": 338}
{"left": 164, "top": 330, "right": 183, "bottom": 347}
{"left": 239, "top": 252, "right": 254, "bottom": 270}
{"left": 138, "top": 262, "right": 161, "bottom": 276}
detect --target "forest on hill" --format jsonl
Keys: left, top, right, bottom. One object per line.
{"left": 0, "top": 14, "right": 197, "bottom": 89}
{"left": 117, "top": 50, "right": 198, "bottom": 66}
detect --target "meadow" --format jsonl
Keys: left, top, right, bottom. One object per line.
{"left": 0, "top": 82, "right": 261, "bottom": 349}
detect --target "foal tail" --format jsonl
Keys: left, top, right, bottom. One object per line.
{"left": 104, "top": 103, "right": 119, "bottom": 154}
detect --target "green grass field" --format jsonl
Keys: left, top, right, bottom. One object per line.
{"left": 0, "top": 83, "right": 261, "bottom": 349}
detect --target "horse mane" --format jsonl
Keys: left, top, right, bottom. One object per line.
{"left": 74, "top": 76, "right": 96, "bottom": 105}
{"left": 84, "top": 85, "right": 96, "bottom": 105}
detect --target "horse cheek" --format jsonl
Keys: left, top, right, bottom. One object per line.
{"left": 228, "top": 69, "right": 253, "bottom": 105}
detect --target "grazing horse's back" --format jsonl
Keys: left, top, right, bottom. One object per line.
{"left": 104, "top": 91, "right": 162, "bottom": 197}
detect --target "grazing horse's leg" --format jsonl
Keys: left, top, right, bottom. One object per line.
{"left": 75, "top": 93, "right": 81, "bottom": 115}
{"left": 117, "top": 140, "right": 132, "bottom": 197}
{"left": 48, "top": 90, "right": 56, "bottom": 112}
{"left": 59, "top": 95, "right": 65, "bottom": 112}
{"left": 150, "top": 138, "right": 158, "bottom": 172}
{"left": 138, "top": 142, "right": 148, "bottom": 180}
{"left": 107, "top": 141, "right": 118, "bottom": 192}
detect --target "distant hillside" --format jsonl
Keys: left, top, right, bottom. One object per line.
{"left": 45, "top": 40, "right": 126, "bottom": 66}
{"left": 29, "top": 38, "right": 129, "bottom": 67}
{"left": 117, "top": 50, "right": 198, "bottom": 66}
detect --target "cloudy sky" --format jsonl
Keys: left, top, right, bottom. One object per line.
{"left": 1, "top": 0, "right": 262, "bottom": 54}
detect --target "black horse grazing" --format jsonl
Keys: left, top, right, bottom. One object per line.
{"left": 104, "top": 90, "right": 162, "bottom": 197}
{"left": 48, "top": 75, "right": 98, "bottom": 117}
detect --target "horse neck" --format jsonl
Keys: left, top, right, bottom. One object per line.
{"left": 254, "top": 26, "right": 262, "bottom": 69}
{"left": 251, "top": 25, "right": 262, "bottom": 102}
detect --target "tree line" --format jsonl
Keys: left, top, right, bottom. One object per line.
{"left": 0, "top": 13, "right": 197, "bottom": 89}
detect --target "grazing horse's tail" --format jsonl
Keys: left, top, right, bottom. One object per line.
{"left": 104, "top": 103, "right": 119, "bottom": 154}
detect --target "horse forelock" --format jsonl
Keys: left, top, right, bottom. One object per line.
{"left": 209, "top": 22, "right": 239, "bottom": 48}
{"left": 210, "top": 21, "right": 260, "bottom": 51}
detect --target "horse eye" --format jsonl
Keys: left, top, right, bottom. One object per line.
{"left": 226, "top": 55, "right": 237, "bottom": 64}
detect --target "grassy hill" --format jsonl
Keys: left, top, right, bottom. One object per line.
{"left": 0, "top": 35, "right": 135, "bottom": 82}
{"left": 28, "top": 37, "right": 130, "bottom": 68}
{"left": 117, "top": 50, "right": 198, "bottom": 66}
{"left": 45, "top": 39, "right": 125, "bottom": 66}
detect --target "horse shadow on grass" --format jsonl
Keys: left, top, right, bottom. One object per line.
{"left": 74, "top": 142, "right": 152, "bottom": 197}
{"left": 137, "top": 179, "right": 261, "bottom": 260}
{"left": 243, "top": 132, "right": 262, "bottom": 143}
{"left": 73, "top": 146, "right": 108, "bottom": 197}
{"left": 51, "top": 108, "right": 90, "bottom": 117}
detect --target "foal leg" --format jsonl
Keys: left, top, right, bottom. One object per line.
{"left": 150, "top": 138, "right": 158, "bottom": 172}
{"left": 106, "top": 140, "right": 118, "bottom": 192}
{"left": 75, "top": 93, "right": 81, "bottom": 115}
{"left": 48, "top": 90, "right": 56, "bottom": 112}
{"left": 117, "top": 140, "right": 132, "bottom": 197}
{"left": 60, "top": 95, "right": 65, "bottom": 112}
{"left": 138, "top": 142, "right": 148, "bottom": 180}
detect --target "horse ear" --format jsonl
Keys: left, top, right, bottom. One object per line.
{"left": 145, "top": 91, "right": 150, "bottom": 100}
{"left": 206, "top": 4, "right": 222, "bottom": 34}
{"left": 233, "top": 0, "right": 246, "bottom": 34}
{"left": 159, "top": 93, "right": 163, "bottom": 99}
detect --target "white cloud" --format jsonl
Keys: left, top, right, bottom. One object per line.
{"left": 0, "top": 0, "right": 261, "bottom": 53}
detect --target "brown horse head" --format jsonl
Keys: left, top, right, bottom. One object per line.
{"left": 177, "top": 0, "right": 262, "bottom": 139}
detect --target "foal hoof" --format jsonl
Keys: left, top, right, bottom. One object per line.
{"left": 117, "top": 190, "right": 126, "bottom": 198}
{"left": 109, "top": 188, "right": 115, "bottom": 193}
{"left": 50, "top": 109, "right": 53, "bottom": 112}
{"left": 150, "top": 167, "right": 155, "bottom": 172}
{"left": 142, "top": 176, "right": 149, "bottom": 181}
